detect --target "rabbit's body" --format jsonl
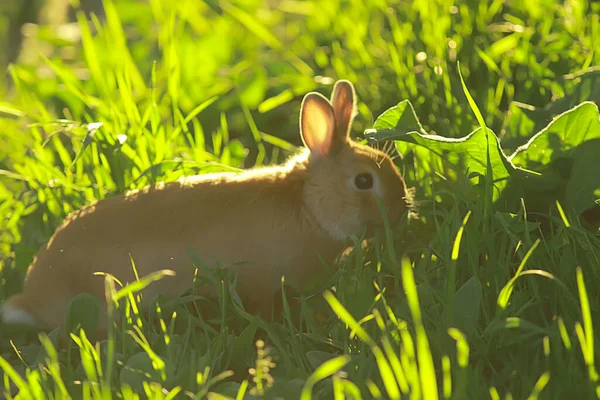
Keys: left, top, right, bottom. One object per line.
{"left": 7, "top": 154, "right": 341, "bottom": 331}
{"left": 1, "top": 80, "right": 408, "bottom": 340}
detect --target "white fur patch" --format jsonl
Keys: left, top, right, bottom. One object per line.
{"left": 326, "top": 224, "right": 353, "bottom": 242}
{"left": 0, "top": 303, "right": 37, "bottom": 326}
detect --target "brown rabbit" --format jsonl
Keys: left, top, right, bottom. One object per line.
{"left": 1, "top": 80, "right": 408, "bottom": 341}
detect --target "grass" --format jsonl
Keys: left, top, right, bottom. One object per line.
{"left": 0, "top": 0, "right": 599, "bottom": 398}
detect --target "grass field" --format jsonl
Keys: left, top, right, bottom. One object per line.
{"left": 0, "top": 0, "right": 599, "bottom": 398}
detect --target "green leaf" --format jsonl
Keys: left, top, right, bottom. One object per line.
{"left": 484, "top": 317, "right": 548, "bottom": 337}
{"left": 365, "top": 100, "right": 527, "bottom": 200}
{"left": 220, "top": 0, "right": 282, "bottom": 50}
{"left": 441, "top": 276, "right": 482, "bottom": 336}
{"left": 111, "top": 269, "right": 177, "bottom": 302}
{"left": 119, "top": 352, "right": 176, "bottom": 393}
{"left": 225, "top": 319, "right": 259, "bottom": 374}
{"left": 548, "top": 68, "right": 600, "bottom": 117}
{"left": 68, "top": 122, "right": 103, "bottom": 170}
{"left": 488, "top": 33, "right": 521, "bottom": 60}
{"left": 526, "top": 371, "right": 551, "bottom": 400}
{"left": 493, "top": 212, "right": 540, "bottom": 234}
{"left": 65, "top": 293, "right": 102, "bottom": 341}
{"left": 366, "top": 99, "right": 600, "bottom": 216}
{"left": 509, "top": 102, "right": 600, "bottom": 214}
{"left": 0, "top": 356, "right": 34, "bottom": 400}
{"left": 497, "top": 239, "right": 541, "bottom": 310}
{"left": 458, "top": 61, "right": 487, "bottom": 130}
{"left": 501, "top": 102, "right": 547, "bottom": 154}
{"left": 401, "top": 257, "right": 438, "bottom": 400}
{"left": 575, "top": 266, "right": 597, "bottom": 381}
{"left": 300, "top": 355, "right": 351, "bottom": 400}
{"left": 0, "top": 104, "right": 24, "bottom": 119}
{"left": 323, "top": 291, "right": 400, "bottom": 399}
{"left": 503, "top": 68, "right": 600, "bottom": 152}
{"left": 305, "top": 351, "right": 336, "bottom": 370}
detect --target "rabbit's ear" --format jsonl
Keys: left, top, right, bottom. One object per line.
{"left": 330, "top": 80, "right": 356, "bottom": 139}
{"left": 300, "top": 92, "right": 336, "bottom": 157}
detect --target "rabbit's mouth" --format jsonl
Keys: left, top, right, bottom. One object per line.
{"left": 364, "top": 216, "right": 397, "bottom": 235}
{"left": 385, "top": 201, "right": 408, "bottom": 224}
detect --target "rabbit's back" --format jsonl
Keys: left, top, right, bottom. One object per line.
{"left": 19, "top": 161, "right": 342, "bottom": 322}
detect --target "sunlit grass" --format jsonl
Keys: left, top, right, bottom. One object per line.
{"left": 0, "top": 0, "right": 599, "bottom": 398}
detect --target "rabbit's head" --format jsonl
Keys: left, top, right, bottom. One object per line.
{"left": 300, "top": 80, "right": 408, "bottom": 241}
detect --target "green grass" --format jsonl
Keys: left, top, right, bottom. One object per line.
{"left": 0, "top": 0, "right": 599, "bottom": 398}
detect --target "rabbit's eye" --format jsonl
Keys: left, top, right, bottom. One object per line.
{"left": 354, "top": 173, "right": 373, "bottom": 190}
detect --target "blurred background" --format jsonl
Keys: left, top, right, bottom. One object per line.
{"left": 1, "top": 0, "right": 597, "bottom": 138}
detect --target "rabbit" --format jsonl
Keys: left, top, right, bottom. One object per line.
{"left": 1, "top": 79, "right": 409, "bottom": 342}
